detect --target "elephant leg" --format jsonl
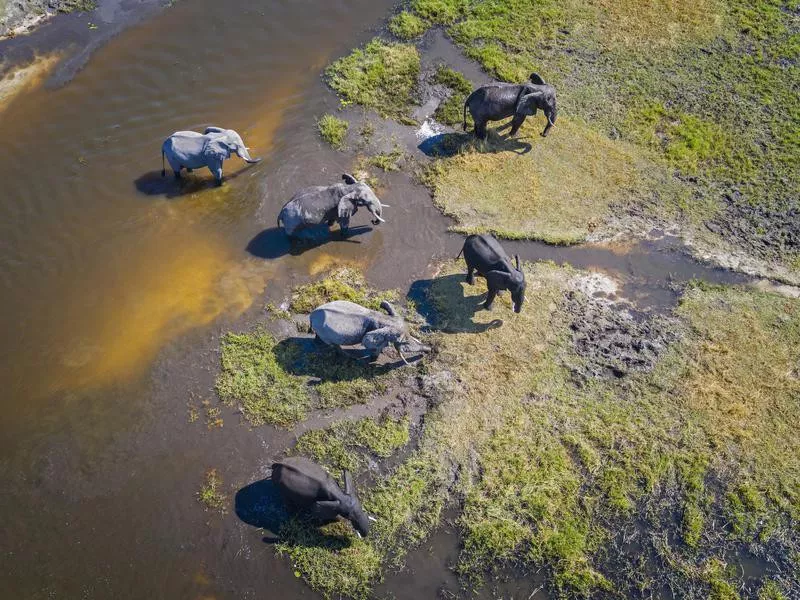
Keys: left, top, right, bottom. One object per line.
{"left": 338, "top": 217, "right": 351, "bottom": 237}
{"left": 484, "top": 288, "right": 498, "bottom": 310}
{"left": 466, "top": 265, "right": 475, "bottom": 285}
{"left": 207, "top": 159, "right": 224, "bottom": 186}
{"left": 508, "top": 115, "right": 526, "bottom": 137}
{"left": 475, "top": 120, "right": 488, "bottom": 140}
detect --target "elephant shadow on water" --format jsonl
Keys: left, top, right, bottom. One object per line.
{"left": 408, "top": 273, "right": 504, "bottom": 334}
{"left": 418, "top": 127, "right": 532, "bottom": 158}
{"left": 133, "top": 164, "right": 257, "bottom": 199}
{"left": 234, "top": 478, "right": 354, "bottom": 550}
{"left": 246, "top": 225, "right": 373, "bottom": 260}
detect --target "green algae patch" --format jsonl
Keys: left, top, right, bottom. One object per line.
{"left": 428, "top": 118, "right": 659, "bottom": 243}
{"left": 197, "top": 468, "right": 227, "bottom": 513}
{"left": 316, "top": 114, "right": 349, "bottom": 150}
{"left": 325, "top": 40, "right": 420, "bottom": 119}
{"left": 294, "top": 415, "right": 410, "bottom": 473}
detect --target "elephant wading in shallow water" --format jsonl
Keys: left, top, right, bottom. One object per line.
{"left": 463, "top": 73, "right": 557, "bottom": 139}
{"left": 161, "top": 127, "right": 262, "bottom": 185}
{"left": 459, "top": 233, "right": 527, "bottom": 313}
{"left": 277, "top": 174, "right": 388, "bottom": 240}
{"left": 310, "top": 300, "right": 429, "bottom": 364}
{"left": 272, "top": 456, "right": 374, "bottom": 537}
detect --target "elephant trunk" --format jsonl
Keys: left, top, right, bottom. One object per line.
{"left": 237, "top": 146, "right": 262, "bottom": 164}
{"left": 542, "top": 107, "right": 557, "bottom": 137}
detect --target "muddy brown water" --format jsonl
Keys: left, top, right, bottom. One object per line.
{"left": 0, "top": 3, "right": 757, "bottom": 598}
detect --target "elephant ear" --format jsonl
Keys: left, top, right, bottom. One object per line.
{"left": 529, "top": 72, "right": 546, "bottom": 85}
{"left": 342, "top": 173, "right": 359, "bottom": 185}
{"left": 343, "top": 470, "right": 354, "bottom": 496}
{"left": 516, "top": 92, "right": 544, "bottom": 116}
{"left": 310, "top": 500, "right": 343, "bottom": 521}
{"left": 205, "top": 138, "right": 231, "bottom": 161}
{"left": 204, "top": 126, "right": 225, "bottom": 135}
{"left": 337, "top": 192, "right": 359, "bottom": 219}
{"left": 486, "top": 270, "right": 511, "bottom": 290}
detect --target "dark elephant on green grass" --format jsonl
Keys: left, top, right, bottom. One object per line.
{"left": 463, "top": 73, "right": 557, "bottom": 139}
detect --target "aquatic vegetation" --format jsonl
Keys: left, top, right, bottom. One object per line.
{"left": 365, "top": 146, "right": 404, "bottom": 172}
{"left": 325, "top": 40, "right": 420, "bottom": 119}
{"left": 293, "top": 416, "right": 411, "bottom": 473}
{"left": 316, "top": 114, "right": 349, "bottom": 150}
{"left": 197, "top": 468, "right": 227, "bottom": 512}
{"left": 388, "top": 11, "right": 427, "bottom": 40}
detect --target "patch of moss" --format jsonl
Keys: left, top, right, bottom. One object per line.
{"left": 289, "top": 267, "right": 399, "bottom": 314}
{"left": 317, "top": 114, "right": 349, "bottom": 150}
{"left": 365, "top": 146, "right": 404, "bottom": 172}
{"left": 197, "top": 468, "right": 227, "bottom": 512}
{"left": 410, "top": 0, "right": 467, "bottom": 25}
{"left": 294, "top": 416, "right": 410, "bottom": 473}
{"left": 325, "top": 40, "right": 420, "bottom": 119}
{"left": 216, "top": 330, "right": 310, "bottom": 427}
{"left": 388, "top": 11, "right": 427, "bottom": 40}
{"left": 758, "top": 580, "right": 788, "bottom": 600}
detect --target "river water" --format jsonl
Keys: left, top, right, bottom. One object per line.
{"left": 0, "top": 1, "right": 755, "bottom": 598}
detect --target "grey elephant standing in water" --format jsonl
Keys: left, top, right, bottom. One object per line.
{"left": 310, "top": 300, "right": 429, "bottom": 364}
{"left": 277, "top": 174, "right": 388, "bottom": 239}
{"left": 272, "top": 456, "right": 373, "bottom": 537}
{"left": 161, "top": 126, "right": 261, "bottom": 185}
{"left": 463, "top": 73, "right": 557, "bottom": 139}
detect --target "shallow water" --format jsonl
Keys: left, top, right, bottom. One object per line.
{"left": 0, "top": 3, "right": 761, "bottom": 598}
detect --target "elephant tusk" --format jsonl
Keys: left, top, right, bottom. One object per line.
{"left": 380, "top": 204, "right": 390, "bottom": 208}
{"left": 398, "top": 348, "right": 409, "bottom": 365}
{"left": 374, "top": 215, "right": 386, "bottom": 223}
{"left": 368, "top": 515, "right": 378, "bottom": 522}
{"left": 356, "top": 531, "right": 362, "bottom": 539}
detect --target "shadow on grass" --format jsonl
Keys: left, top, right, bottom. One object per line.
{"left": 274, "top": 337, "right": 402, "bottom": 382}
{"left": 235, "top": 478, "right": 354, "bottom": 550}
{"left": 246, "top": 225, "right": 373, "bottom": 260}
{"left": 134, "top": 163, "right": 258, "bottom": 198}
{"left": 409, "top": 273, "right": 503, "bottom": 334}
{"left": 418, "top": 128, "right": 532, "bottom": 158}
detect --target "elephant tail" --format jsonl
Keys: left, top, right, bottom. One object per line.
{"left": 161, "top": 150, "right": 166, "bottom": 177}
{"left": 462, "top": 97, "right": 469, "bottom": 131}
{"left": 456, "top": 247, "right": 464, "bottom": 260}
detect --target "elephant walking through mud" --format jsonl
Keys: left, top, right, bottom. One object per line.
{"left": 161, "top": 126, "right": 262, "bottom": 185}
{"left": 463, "top": 73, "right": 557, "bottom": 139}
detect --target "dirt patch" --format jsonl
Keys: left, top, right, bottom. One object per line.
{"left": 0, "top": 0, "right": 94, "bottom": 38}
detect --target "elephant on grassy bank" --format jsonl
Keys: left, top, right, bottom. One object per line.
{"left": 463, "top": 73, "right": 557, "bottom": 139}
{"left": 272, "top": 456, "right": 373, "bottom": 537}
{"left": 310, "top": 300, "right": 429, "bottom": 364}
{"left": 278, "top": 174, "right": 388, "bottom": 239}
{"left": 161, "top": 127, "right": 261, "bottom": 185}
{"left": 459, "top": 234, "right": 526, "bottom": 313}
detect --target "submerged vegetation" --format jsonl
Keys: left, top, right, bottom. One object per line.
{"left": 197, "top": 468, "right": 227, "bottom": 512}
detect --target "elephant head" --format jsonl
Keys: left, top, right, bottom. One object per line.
{"left": 486, "top": 255, "right": 526, "bottom": 313}
{"left": 204, "top": 127, "right": 262, "bottom": 164}
{"left": 516, "top": 85, "right": 558, "bottom": 137}
{"left": 314, "top": 470, "right": 371, "bottom": 537}
{"left": 338, "top": 174, "right": 389, "bottom": 226}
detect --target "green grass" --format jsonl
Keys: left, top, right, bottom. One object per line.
{"left": 289, "top": 267, "right": 399, "bottom": 314}
{"left": 294, "top": 415, "right": 411, "bottom": 473}
{"left": 365, "top": 146, "right": 404, "bottom": 172}
{"left": 325, "top": 40, "right": 420, "bottom": 119}
{"left": 278, "top": 260, "right": 800, "bottom": 598}
{"left": 388, "top": 11, "right": 427, "bottom": 40}
{"left": 432, "top": 65, "right": 473, "bottom": 127}
{"left": 197, "top": 468, "right": 227, "bottom": 512}
{"left": 317, "top": 114, "right": 349, "bottom": 150}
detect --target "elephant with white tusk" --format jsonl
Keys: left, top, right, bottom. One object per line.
{"left": 161, "top": 126, "right": 262, "bottom": 185}
{"left": 310, "top": 300, "right": 429, "bottom": 364}
{"left": 459, "top": 234, "right": 526, "bottom": 313}
{"left": 278, "top": 173, "right": 389, "bottom": 239}
{"left": 272, "top": 456, "right": 372, "bottom": 537}
{"left": 463, "top": 72, "right": 557, "bottom": 139}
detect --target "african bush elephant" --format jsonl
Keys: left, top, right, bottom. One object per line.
{"left": 463, "top": 73, "right": 557, "bottom": 139}
{"left": 459, "top": 234, "right": 526, "bottom": 313}
{"left": 278, "top": 174, "right": 388, "bottom": 239}
{"left": 272, "top": 456, "right": 373, "bottom": 537}
{"left": 310, "top": 300, "right": 429, "bottom": 364}
{"left": 161, "top": 126, "right": 262, "bottom": 185}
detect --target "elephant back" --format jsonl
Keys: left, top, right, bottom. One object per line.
{"left": 273, "top": 457, "right": 340, "bottom": 509}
